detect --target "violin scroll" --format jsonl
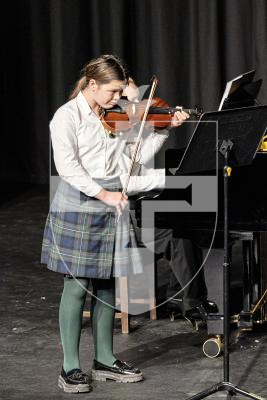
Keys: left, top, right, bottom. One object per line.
{"left": 174, "top": 105, "right": 203, "bottom": 119}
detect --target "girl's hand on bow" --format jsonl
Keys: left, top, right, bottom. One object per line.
{"left": 95, "top": 189, "right": 128, "bottom": 215}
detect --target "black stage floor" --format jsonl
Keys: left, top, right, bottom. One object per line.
{"left": 0, "top": 184, "right": 267, "bottom": 400}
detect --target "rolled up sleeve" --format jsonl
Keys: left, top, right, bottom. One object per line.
{"left": 120, "top": 168, "right": 165, "bottom": 195}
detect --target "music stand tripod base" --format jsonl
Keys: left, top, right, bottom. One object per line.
{"left": 187, "top": 382, "right": 266, "bottom": 400}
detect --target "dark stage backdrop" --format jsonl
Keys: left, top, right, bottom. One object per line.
{"left": 3, "top": 0, "right": 267, "bottom": 184}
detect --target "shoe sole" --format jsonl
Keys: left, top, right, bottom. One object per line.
{"left": 58, "top": 375, "right": 92, "bottom": 393}
{"left": 91, "top": 369, "right": 143, "bottom": 383}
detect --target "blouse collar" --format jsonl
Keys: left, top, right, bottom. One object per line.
{"left": 77, "top": 91, "right": 93, "bottom": 115}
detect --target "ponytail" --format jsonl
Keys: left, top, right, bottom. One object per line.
{"left": 69, "top": 76, "right": 87, "bottom": 100}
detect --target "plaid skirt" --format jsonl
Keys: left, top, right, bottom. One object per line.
{"left": 40, "top": 178, "right": 143, "bottom": 278}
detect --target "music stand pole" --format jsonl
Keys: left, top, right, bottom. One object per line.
{"left": 186, "top": 140, "right": 265, "bottom": 400}
{"left": 222, "top": 141, "right": 232, "bottom": 386}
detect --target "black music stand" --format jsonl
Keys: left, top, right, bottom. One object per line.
{"left": 175, "top": 106, "right": 267, "bottom": 400}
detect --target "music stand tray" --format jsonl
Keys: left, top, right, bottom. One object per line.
{"left": 176, "top": 106, "right": 267, "bottom": 400}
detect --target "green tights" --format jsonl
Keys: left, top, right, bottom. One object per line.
{"left": 59, "top": 276, "right": 116, "bottom": 373}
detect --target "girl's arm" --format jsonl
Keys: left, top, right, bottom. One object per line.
{"left": 125, "top": 128, "right": 169, "bottom": 165}
{"left": 50, "top": 108, "right": 103, "bottom": 197}
{"left": 51, "top": 108, "right": 128, "bottom": 212}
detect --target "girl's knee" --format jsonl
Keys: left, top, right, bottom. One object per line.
{"left": 63, "top": 276, "right": 89, "bottom": 299}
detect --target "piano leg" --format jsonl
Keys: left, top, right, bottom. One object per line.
{"left": 202, "top": 231, "right": 267, "bottom": 357}
{"left": 239, "top": 231, "right": 267, "bottom": 328}
{"left": 239, "top": 238, "right": 254, "bottom": 329}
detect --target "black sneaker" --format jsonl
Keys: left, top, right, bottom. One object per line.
{"left": 58, "top": 367, "right": 92, "bottom": 393}
{"left": 91, "top": 359, "right": 143, "bottom": 383}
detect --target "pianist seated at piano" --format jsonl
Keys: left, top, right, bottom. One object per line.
{"left": 122, "top": 78, "right": 218, "bottom": 325}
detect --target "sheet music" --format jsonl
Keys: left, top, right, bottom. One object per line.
{"left": 218, "top": 69, "right": 255, "bottom": 111}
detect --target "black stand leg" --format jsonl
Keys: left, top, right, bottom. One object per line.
{"left": 187, "top": 382, "right": 265, "bottom": 400}
{"left": 186, "top": 141, "right": 266, "bottom": 400}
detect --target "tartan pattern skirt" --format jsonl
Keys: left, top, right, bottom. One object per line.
{"left": 40, "top": 178, "right": 143, "bottom": 279}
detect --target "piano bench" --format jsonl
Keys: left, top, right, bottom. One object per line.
{"left": 82, "top": 275, "right": 157, "bottom": 334}
{"left": 114, "top": 276, "right": 157, "bottom": 334}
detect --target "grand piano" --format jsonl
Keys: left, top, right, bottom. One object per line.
{"left": 133, "top": 71, "right": 267, "bottom": 356}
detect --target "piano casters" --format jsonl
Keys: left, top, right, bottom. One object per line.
{"left": 203, "top": 335, "right": 223, "bottom": 358}
{"left": 186, "top": 140, "right": 266, "bottom": 400}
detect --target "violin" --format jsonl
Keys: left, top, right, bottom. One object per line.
{"left": 101, "top": 97, "right": 202, "bottom": 135}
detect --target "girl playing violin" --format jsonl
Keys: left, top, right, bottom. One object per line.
{"left": 40, "top": 54, "right": 188, "bottom": 393}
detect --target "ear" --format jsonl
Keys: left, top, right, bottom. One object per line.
{"left": 88, "top": 79, "right": 98, "bottom": 90}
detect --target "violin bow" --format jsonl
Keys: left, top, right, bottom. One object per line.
{"left": 121, "top": 75, "right": 159, "bottom": 197}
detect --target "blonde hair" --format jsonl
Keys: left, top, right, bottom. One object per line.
{"left": 69, "top": 54, "right": 129, "bottom": 99}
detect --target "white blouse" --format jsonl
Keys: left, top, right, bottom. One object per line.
{"left": 50, "top": 91, "right": 168, "bottom": 196}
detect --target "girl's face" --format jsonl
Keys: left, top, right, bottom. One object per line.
{"left": 92, "top": 79, "right": 126, "bottom": 109}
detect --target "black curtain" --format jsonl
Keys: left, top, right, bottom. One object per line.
{"left": 3, "top": 0, "right": 267, "bottom": 184}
